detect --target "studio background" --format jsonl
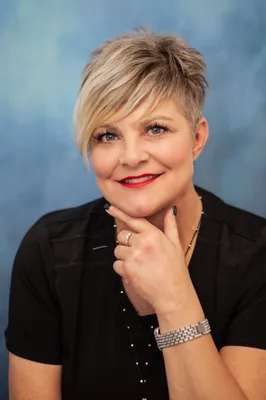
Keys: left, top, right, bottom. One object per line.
{"left": 1, "top": 0, "right": 266, "bottom": 397}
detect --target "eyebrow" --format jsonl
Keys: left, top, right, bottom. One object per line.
{"left": 98, "top": 116, "right": 174, "bottom": 130}
{"left": 139, "top": 115, "right": 174, "bottom": 126}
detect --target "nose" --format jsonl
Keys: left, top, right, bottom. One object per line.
{"left": 119, "top": 139, "right": 149, "bottom": 167}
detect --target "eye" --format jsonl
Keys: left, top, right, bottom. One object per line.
{"left": 93, "top": 132, "right": 119, "bottom": 143}
{"left": 146, "top": 123, "right": 169, "bottom": 135}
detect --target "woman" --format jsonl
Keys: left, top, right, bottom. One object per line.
{"left": 5, "top": 28, "right": 266, "bottom": 400}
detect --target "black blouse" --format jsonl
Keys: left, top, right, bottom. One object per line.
{"left": 5, "top": 187, "right": 266, "bottom": 400}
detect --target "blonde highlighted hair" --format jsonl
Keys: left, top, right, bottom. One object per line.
{"left": 74, "top": 27, "right": 208, "bottom": 161}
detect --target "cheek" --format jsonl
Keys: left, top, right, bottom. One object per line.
{"left": 90, "top": 148, "right": 118, "bottom": 178}
{"left": 154, "top": 138, "right": 192, "bottom": 168}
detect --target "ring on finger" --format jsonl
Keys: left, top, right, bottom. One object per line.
{"left": 125, "top": 231, "right": 133, "bottom": 246}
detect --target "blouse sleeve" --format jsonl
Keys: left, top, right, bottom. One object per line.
{"left": 224, "top": 230, "right": 266, "bottom": 350}
{"left": 5, "top": 219, "right": 62, "bottom": 364}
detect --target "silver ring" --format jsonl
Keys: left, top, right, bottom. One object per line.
{"left": 125, "top": 231, "right": 133, "bottom": 246}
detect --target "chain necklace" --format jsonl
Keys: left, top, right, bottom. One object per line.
{"left": 114, "top": 198, "right": 204, "bottom": 400}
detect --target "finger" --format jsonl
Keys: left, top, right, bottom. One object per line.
{"left": 104, "top": 203, "right": 152, "bottom": 233}
{"left": 117, "top": 230, "right": 136, "bottom": 246}
{"left": 113, "top": 259, "right": 125, "bottom": 277}
{"left": 114, "top": 244, "right": 130, "bottom": 261}
{"left": 164, "top": 206, "right": 180, "bottom": 245}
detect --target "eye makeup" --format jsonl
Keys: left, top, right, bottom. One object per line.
{"left": 92, "top": 121, "right": 170, "bottom": 143}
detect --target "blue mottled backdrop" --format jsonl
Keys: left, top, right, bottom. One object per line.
{"left": 1, "top": 0, "right": 266, "bottom": 397}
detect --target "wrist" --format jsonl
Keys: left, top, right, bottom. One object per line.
{"left": 154, "top": 277, "right": 200, "bottom": 316}
{"left": 155, "top": 291, "right": 205, "bottom": 334}
{"left": 158, "top": 307, "right": 205, "bottom": 330}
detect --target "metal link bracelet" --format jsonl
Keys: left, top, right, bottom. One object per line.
{"left": 154, "top": 318, "right": 211, "bottom": 351}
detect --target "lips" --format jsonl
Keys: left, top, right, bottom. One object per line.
{"left": 117, "top": 173, "right": 163, "bottom": 188}
{"left": 119, "top": 173, "right": 162, "bottom": 183}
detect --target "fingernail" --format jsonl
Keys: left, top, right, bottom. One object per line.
{"left": 172, "top": 205, "right": 177, "bottom": 216}
{"left": 104, "top": 203, "right": 111, "bottom": 211}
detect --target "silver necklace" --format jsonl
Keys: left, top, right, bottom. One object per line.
{"left": 114, "top": 198, "right": 204, "bottom": 400}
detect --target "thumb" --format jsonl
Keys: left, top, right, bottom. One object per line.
{"left": 164, "top": 205, "right": 180, "bottom": 245}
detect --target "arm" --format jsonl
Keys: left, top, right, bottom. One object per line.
{"left": 9, "top": 353, "right": 62, "bottom": 400}
{"left": 157, "top": 279, "right": 266, "bottom": 400}
{"left": 5, "top": 220, "right": 63, "bottom": 399}
{"left": 105, "top": 202, "right": 266, "bottom": 399}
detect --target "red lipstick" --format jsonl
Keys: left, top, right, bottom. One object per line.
{"left": 117, "top": 173, "right": 162, "bottom": 188}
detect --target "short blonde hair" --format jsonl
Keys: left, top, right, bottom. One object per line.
{"left": 74, "top": 27, "right": 208, "bottom": 161}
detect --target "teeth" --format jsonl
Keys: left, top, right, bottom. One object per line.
{"left": 124, "top": 175, "right": 156, "bottom": 184}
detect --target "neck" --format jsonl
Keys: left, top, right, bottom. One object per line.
{"left": 115, "top": 184, "right": 202, "bottom": 255}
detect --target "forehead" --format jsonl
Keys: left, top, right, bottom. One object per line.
{"left": 105, "top": 97, "right": 184, "bottom": 127}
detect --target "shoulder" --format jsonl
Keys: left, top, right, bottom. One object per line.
{"left": 13, "top": 196, "right": 108, "bottom": 278}
{"left": 11, "top": 197, "right": 108, "bottom": 300}
{"left": 26, "top": 196, "right": 107, "bottom": 243}
{"left": 197, "top": 185, "right": 266, "bottom": 285}
{"left": 37, "top": 196, "right": 106, "bottom": 229}
{"left": 197, "top": 186, "right": 266, "bottom": 245}
{"left": 198, "top": 188, "right": 266, "bottom": 348}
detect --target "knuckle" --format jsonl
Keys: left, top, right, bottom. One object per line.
{"left": 131, "top": 249, "right": 142, "bottom": 263}
{"left": 114, "top": 245, "right": 120, "bottom": 258}
{"left": 113, "top": 260, "right": 119, "bottom": 271}
{"left": 117, "top": 230, "right": 125, "bottom": 243}
{"left": 142, "top": 232, "right": 157, "bottom": 252}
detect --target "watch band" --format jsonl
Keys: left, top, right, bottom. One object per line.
{"left": 154, "top": 318, "right": 211, "bottom": 351}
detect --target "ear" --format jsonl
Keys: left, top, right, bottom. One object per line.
{"left": 192, "top": 117, "right": 209, "bottom": 161}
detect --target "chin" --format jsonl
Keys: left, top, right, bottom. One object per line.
{"left": 114, "top": 198, "right": 164, "bottom": 218}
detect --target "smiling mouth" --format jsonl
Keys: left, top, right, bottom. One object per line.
{"left": 118, "top": 174, "right": 163, "bottom": 188}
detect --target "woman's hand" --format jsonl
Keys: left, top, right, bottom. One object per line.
{"left": 105, "top": 204, "right": 194, "bottom": 316}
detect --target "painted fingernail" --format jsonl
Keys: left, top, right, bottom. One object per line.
{"left": 104, "top": 203, "right": 111, "bottom": 211}
{"left": 172, "top": 205, "right": 177, "bottom": 216}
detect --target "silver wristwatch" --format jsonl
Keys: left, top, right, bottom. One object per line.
{"left": 154, "top": 318, "right": 211, "bottom": 351}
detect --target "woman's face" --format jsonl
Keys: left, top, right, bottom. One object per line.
{"left": 90, "top": 97, "right": 208, "bottom": 218}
